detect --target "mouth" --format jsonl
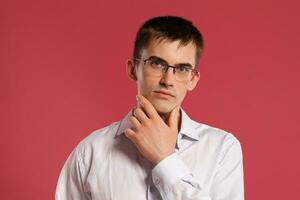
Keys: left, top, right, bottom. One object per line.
{"left": 153, "top": 90, "right": 175, "bottom": 98}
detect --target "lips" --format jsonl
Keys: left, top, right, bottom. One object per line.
{"left": 154, "top": 90, "right": 175, "bottom": 97}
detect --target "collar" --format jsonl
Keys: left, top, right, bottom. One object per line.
{"left": 179, "top": 109, "right": 199, "bottom": 141}
{"left": 115, "top": 109, "right": 134, "bottom": 138}
{"left": 115, "top": 108, "right": 199, "bottom": 141}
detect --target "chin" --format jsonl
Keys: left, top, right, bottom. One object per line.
{"left": 152, "top": 101, "right": 174, "bottom": 114}
{"left": 144, "top": 94, "right": 177, "bottom": 114}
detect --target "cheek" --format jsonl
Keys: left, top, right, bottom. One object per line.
{"left": 176, "top": 85, "right": 189, "bottom": 102}
{"left": 137, "top": 75, "right": 158, "bottom": 93}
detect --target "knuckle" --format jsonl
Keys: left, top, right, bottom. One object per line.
{"left": 143, "top": 119, "right": 152, "bottom": 127}
{"left": 136, "top": 107, "right": 142, "bottom": 112}
{"left": 129, "top": 116, "right": 135, "bottom": 123}
{"left": 134, "top": 133, "right": 143, "bottom": 142}
{"left": 153, "top": 117, "right": 161, "bottom": 124}
{"left": 134, "top": 109, "right": 141, "bottom": 118}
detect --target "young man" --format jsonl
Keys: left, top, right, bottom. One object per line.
{"left": 56, "top": 16, "right": 244, "bottom": 200}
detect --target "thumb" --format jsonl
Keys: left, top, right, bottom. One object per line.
{"left": 168, "top": 106, "right": 180, "bottom": 130}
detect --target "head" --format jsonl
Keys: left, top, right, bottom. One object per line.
{"left": 127, "top": 16, "right": 204, "bottom": 116}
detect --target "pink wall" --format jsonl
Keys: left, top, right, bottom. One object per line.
{"left": 1, "top": 0, "right": 299, "bottom": 199}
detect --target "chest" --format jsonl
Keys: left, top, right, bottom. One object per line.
{"left": 85, "top": 136, "right": 219, "bottom": 200}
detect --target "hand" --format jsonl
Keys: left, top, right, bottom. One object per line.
{"left": 124, "top": 95, "right": 180, "bottom": 165}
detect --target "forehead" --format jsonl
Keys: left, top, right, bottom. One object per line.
{"left": 141, "top": 39, "right": 197, "bottom": 66}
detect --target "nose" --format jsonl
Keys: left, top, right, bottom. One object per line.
{"left": 159, "top": 67, "right": 175, "bottom": 87}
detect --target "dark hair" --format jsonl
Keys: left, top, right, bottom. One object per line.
{"left": 133, "top": 16, "right": 204, "bottom": 67}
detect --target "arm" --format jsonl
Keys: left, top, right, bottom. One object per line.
{"left": 152, "top": 136, "right": 244, "bottom": 200}
{"left": 210, "top": 136, "right": 244, "bottom": 199}
{"left": 125, "top": 95, "right": 244, "bottom": 200}
{"left": 55, "top": 148, "right": 89, "bottom": 200}
{"left": 152, "top": 153, "right": 211, "bottom": 200}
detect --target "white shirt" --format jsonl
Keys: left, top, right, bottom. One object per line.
{"left": 56, "top": 108, "right": 244, "bottom": 200}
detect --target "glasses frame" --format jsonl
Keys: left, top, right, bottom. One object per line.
{"left": 133, "top": 57, "right": 199, "bottom": 81}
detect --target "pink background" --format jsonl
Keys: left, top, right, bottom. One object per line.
{"left": 1, "top": 0, "right": 299, "bottom": 199}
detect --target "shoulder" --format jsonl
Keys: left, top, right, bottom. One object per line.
{"left": 190, "top": 120, "right": 243, "bottom": 165}
{"left": 70, "top": 121, "right": 121, "bottom": 161}
{"left": 181, "top": 109, "right": 241, "bottom": 147}
{"left": 81, "top": 121, "right": 120, "bottom": 145}
{"left": 191, "top": 119, "right": 242, "bottom": 150}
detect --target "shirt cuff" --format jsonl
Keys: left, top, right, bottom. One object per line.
{"left": 152, "top": 153, "right": 190, "bottom": 189}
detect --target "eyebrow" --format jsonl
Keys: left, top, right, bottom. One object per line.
{"left": 148, "top": 55, "right": 194, "bottom": 68}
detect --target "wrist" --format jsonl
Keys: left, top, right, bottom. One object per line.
{"left": 152, "top": 150, "right": 175, "bottom": 165}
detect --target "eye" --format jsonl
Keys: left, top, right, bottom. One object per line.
{"left": 176, "top": 66, "right": 191, "bottom": 73}
{"left": 149, "top": 59, "right": 165, "bottom": 68}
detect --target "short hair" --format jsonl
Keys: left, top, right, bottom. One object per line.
{"left": 133, "top": 16, "right": 204, "bottom": 67}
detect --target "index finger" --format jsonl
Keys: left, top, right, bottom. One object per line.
{"left": 136, "top": 95, "right": 159, "bottom": 119}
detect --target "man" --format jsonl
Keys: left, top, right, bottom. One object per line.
{"left": 56, "top": 16, "right": 244, "bottom": 200}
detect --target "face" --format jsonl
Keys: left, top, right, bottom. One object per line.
{"left": 127, "top": 39, "right": 200, "bottom": 115}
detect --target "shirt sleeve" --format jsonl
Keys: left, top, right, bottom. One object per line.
{"left": 55, "top": 148, "right": 90, "bottom": 200}
{"left": 210, "top": 137, "right": 244, "bottom": 200}
{"left": 151, "top": 137, "right": 244, "bottom": 200}
{"left": 152, "top": 153, "right": 211, "bottom": 200}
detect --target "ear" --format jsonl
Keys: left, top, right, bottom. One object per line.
{"left": 187, "top": 72, "right": 200, "bottom": 91}
{"left": 126, "top": 59, "right": 137, "bottom": 81}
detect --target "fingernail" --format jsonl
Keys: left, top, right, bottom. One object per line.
{"left": 136, "top": 95, "right": 140, "bottom": 103}
{"left": 136, "top": 95, "right": 143, "bottom": 107}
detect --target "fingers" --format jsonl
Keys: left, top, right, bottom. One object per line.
{"left": 124, "top": 128, "right": 137, "bottom": 143}
{"left": 129, "top": 116, "right": 141, "bottom": 130}
{"left": 136, "top": 95, "right": 159, "bottom": 119}
{"left": 133, "top": 108, "right": 149, "bottom": 124}
{"left": 168, "top": 106, "right": 180, "bottom": 130}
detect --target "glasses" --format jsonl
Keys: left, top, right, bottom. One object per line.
{"left": 134, "top": 56, "right": 199, "bottom": 82}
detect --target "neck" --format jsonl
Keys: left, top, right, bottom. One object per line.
{"left": 158, "top": 112, "right": 169, "bottom": 123}
{"left": 158, "top": 109, "right": 182, "bottom": 131}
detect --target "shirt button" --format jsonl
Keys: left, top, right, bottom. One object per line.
{"left": 149, "top": 186, "right": 155, "bottom": 193}
{"left": 154, "top": 178, "right": 160, "bottom": 185}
